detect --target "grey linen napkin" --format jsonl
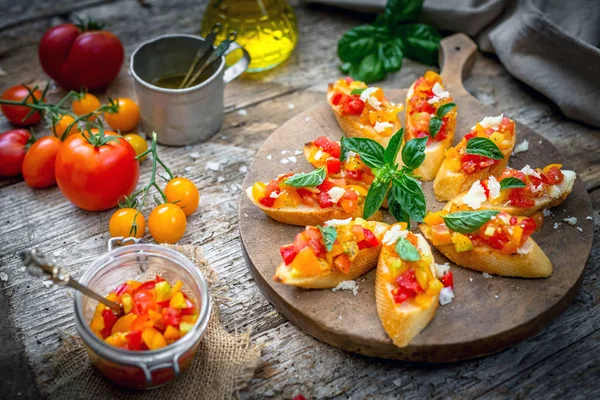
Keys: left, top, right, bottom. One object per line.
{"left": 304, "top": 0, "right": 600, "bottom": 128}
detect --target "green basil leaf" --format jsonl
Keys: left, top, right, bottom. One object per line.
{"left": 429, "top": 117, "right": 442, "bottom": 138}
{"left": 378, "top": 39, "right": 404, "bottom": 73}
{"left": 351, "top": 52, "right": 386, "bottom": 83}
{"left": 442, "top": 210, "right": 500, "bottom": 234}
{"left": 363, "top": 178, "right": 388, "bottom": 219}
{"left": 401, "top": 136, "right": 428, "bottom": 170}
{"left": 340, "top": 137, "right": 385, "bottom": 169}
{"left": 284, "top": 168, "right": 326, "bottom": 188}
{"left": 387, "top": 185, "right": 410, "bottom": 223}
{"left": 381, "top": 0, "right": 423, "bottom": 27}
{"left": 436, "top": 103, "right": 456, "bottom": 118}
{"left": 318, "top": 225, "right": 338, "bottom": 252}
{"left": 500, "top": 177, "right": 526, "bottom": 190}
{"left": 339, "top": 62, "right": 352, "bottom": 74}
{"left": 395, "top": 237, "right": 421, "bottom": 262}
{"left": 384, "top": 128, "right": 404, "bottom": 166}
{"left": 394, "top": 175, "right": 426, "bottom": 222}
{"left": 338, "top": 25, "right": 381, "bottom": 63}
{"left": 350, "top": 88, "right": 365, "bottom": 95}
{"left": 395, "top": 24, "right": 441, "bottom": 66}
{"left": 466, "top": 137, "right": 504, "bottom": 160}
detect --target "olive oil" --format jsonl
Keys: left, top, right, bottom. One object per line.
{"left": 201, "top": 0, "right": 298, "bottom": 73}
{"left": 152, "top": 74, "right": 187, "bottom": 89}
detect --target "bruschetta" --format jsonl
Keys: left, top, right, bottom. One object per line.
{"left": 273, "top": 218, "right": 389, "bottom": 288}
{"left": 304, "top": 136, "right": 375, "bottom": 190}
{"left": 420, "top": 210, "right": 552, "bottom": 278}
{"left": 433, "top": 115, "right": 516, "bottom": 201}
{"left": 375, "top": 223, "right": 451, "bottom": 348}
{"left": 444, "top": 164, "right": 576, "bottom": 215}
{"left": 327, "top": 77, "right": 403, "bottom": 147}
{"left": 405, "top": 71, "right": 458, "bottom": 181}
{"left": 246, "top": 171, "right": 382, "bottom": 226}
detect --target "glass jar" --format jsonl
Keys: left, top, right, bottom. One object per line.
{"left": 201, "top": 0, "right": 298, "bottom": 72}
{"left": 74, "top": 243, "right": 211, "bottom": 389}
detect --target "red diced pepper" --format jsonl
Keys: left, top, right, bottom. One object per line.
{"left": 316, "top": 178, "right": 336, "bottom": 193}
{"left": 136, "top": 280, "right": 156, "bottom": 293}
{"left": 132, "top": 290, "right": 156, "bottom": 315}
{"left": 344, "top": 77, "right": 354, "bottom": 84}
{"left": 314, "top": 136, "right": 341, "bottom": 159}
{"left": 162, "top": 307, "right": 182, "bottom": 327}
{"left": 181, "top": 298, "right": 195, "bottom": 316}
{"left": 317, "top": 192, "right": 333, "bottom": 208}
{"left": 126, "top": 330, "right": 143, "bottom": 350}
{"left": 358, "top": 228, "right": 379, "bottom": 250}
{"left": 440, "top": 271, "right": 454, "bottom": 289}
{"left": 392, "top": 269, "right": 423, "bottom": 304}
{"left": 342, "top": 96, "right": 364, "bottom": 115}
{"left": 345, "top": 169, "right": 363, "bottom": 181}
{"left": 308, "top": 239, "right": 327, "bottom": 259}
{"left": 114, "top": 283, "right": 132, "bottom": 296}
{"left": 155, "top": 275, "right": 165, "bottom": 283}
{"left": 259, "top": 196, "right": 276, "bottom": 207}
{"left": 280, "top": 244, "right": 298, "bottom": 265}
{"left": 101, "top": 308, "right": 118, "bottom": 338}
{"left": 326, "top": 158, "right": 341, "bottom": 174}
{"left": 331, "top": 92, "right": 342, "bottom": 106}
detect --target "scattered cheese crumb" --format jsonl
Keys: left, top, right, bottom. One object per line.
{"left": 52, "top": 249, "right": 63, "bottom": 257}
{"left": 184, "top": 166, "right": 193, "bottom": 173}
{"left": 517, "top": 240, "right": 534, "bottom": 255}
{"left": 482, "top": 272, "right": 492, "bottom": 278}
{"left": 288, "top": 103, "right": 295, "bottom": 110}
{"left": 464, "top": 180, "right": 487, "bottom": 209}
{"left": 495, "top": 295, "right": 499, "bottom": 299}
{"left": 543, "top": 209, "right": 552, "bottom": 217}
{"left": 359, "top": 87, "right": 381, "bottom": 110}
{"left": 513, "top": 139, "right": 529, "bottom": 154}
{"left": 434, "top": 263, "right": 450, "bottom": 278}
{"left": 0, "top": 272, "right": 7, "bottom": 281}
{"left": 42, "top": 280, "right": 53, "bottom": 288}
{"left": 269, "top": 191, "right": 282, "bottom": 199}
{"left": 294, "top": 150, "right": 302, "bottom": 155}
{"left": 553, "top": 222, "right": 560, "bottom": 229}
{"left": 327, "top": 187, "right": 346, "bottom": 204}
{"left": 428, "top": 82, "right": 450, "bottom": 104}
{"left": 487, "top": 176, "right": 501, "bottom": 199}
{"left": 586, "top": 216, "right": 593, "bottom": 220}
{"left": 305, "top": 117, "right": 311, "bottom": 121}
{"left": 190, "top": 152, "right": 201, "bottom": 159}
{"left": 266, "top": 154, "right": 272, "bottom": 160}
{"left": 338, "top": 315, "right": 342, "bottom": 320}
{"left": 243, "top": 213, "right": 248, "bottom": 217}
{"left": 281, "top": 150, "right": 289, "bottom": 155}
{"left": 324, "top": 218, "right": 352, "bottom": 227}
{"left": 478, "top": 114, "right": 503, "bottom": 130}
{"left": 346, "top": 150, "right": 357, "bottom": 158}
{"left": 205, "top": 162, "right": 220, "bottom": 171}
{"left": 239, "top": 166, "right": 248, "bottom": 173}
{"left": 521, "top": 165, "right": 541, "bottom": 179}
{"left": 577, "top": 227, "right": 583, "bottom": 232}
{"left": 382, "top": 225, "right": 408, "bottom": 246}
{"left": 332, "top": 280, "right": 358, "bottom": 296}
{"left": 439, "top": 287, "right": 454, "bottom": 305}
{"left": 0, "top": 65, "right": 6, "bottom": 76}
{"left": 563, "top": 217, "right": 577, "bottom": 225}
{"left": 280, "top": 158, "right": 290, "bottom": 165}
{"left": 287, "top": 156, "right": 297, "bottom": 163}
{"left": 469, "top": 277, "right": 474, "bottom": 282}
{"left": 373, "top": 121, "right": 393, "bottom": 133}
{"left": 237, "top": 109, "right": 248, "bottom": 116}
{"left": 314, "top": 149, "right": 323, "bottom": 160}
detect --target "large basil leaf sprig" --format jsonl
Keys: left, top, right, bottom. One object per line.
{"left": 338, "top": 0, "right": 441, "bottom": 83}
{"left": 341, "top": 128, "right": 427, "bottom": 224}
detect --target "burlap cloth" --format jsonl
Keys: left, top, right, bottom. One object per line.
{"left": 42, "top": 245, "right": 262, "bottom": 400}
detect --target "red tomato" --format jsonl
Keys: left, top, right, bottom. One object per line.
{"left": 392, "top": 269, "right": 422, "bottom": 304}
{"left": 22, "top": 136, "right": 61, "bottom": 188}
{"left": 314, "top": 136, "right": 341, "bottom": 158}
{"left": 341, "top": 95, "right": 365, "bottom": 115}
{"left": 334, "top": 254, "right": 351, "bottom": 273}
{"left": 345, "top": 169, "right": 363, "bottom": 180}
{"left": 460, "top": 154, "right": 497, "bottom": 175}
{"left": 440, "top": 272, "right": 454, "bottom": 289}
{"left": 101, "top": 308, "right": 118, "bottom": 338}
{"left": 55, "top": 130, "right": 139, "bottom": 211}
{"left": 317, "top": 192, "right": 333, "bottom": 208}
{"left": 0, "top": 129, "right": 32, "bottom": 177}
{"left": 38, "top": 22, "right": 124, "bottom": 91}
{"left": 132, "top": 291, "right": 156, "bottom": 315}
{"left": 0, "top": 85, "right": 44, "bottom": 125}
{"left": 280, "top": 244, "right": 297, "bottom": 265}
{"left": 126, "top": 330, "right": 143, "bottom": 350}
{"left": 114, "top": 282, "right": 133, "bottom": 296}
{"left": 316, "top": 179, "right": 336, "bottom": 193}
{"left": 542, "top": 167, "right": 564, "bottom": 185}
{"left": 162, "top": 307, "right": 182, "bottom": 327}
{"left": 326, "top": 158, "right": 341, "bottom": 174}
{"left": 358, "top": 228, "right": 379, "bottom": 250}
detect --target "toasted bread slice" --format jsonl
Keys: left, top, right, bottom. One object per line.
{"left": 405, "top": 77, "right": 457, "bottom": 181}
{"left": 273, "top": 221, "right": 389, "bottom": 289}
{"left": 245, "top": 186, "right": 382, "bottom": 226}
{"left": 444, "top": 170, "right": 576, "bottom": 215}
{"left": 420, "top": 224, "right": 552, "bottom": 278}
{"left": 375, "top": 231, "right": 439, "bottom": 347}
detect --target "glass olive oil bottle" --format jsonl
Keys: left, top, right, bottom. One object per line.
{"left": 201, "top": 0, "right": 298, "bottom": 72}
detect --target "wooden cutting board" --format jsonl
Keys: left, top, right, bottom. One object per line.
{"left": 237, "top": 34, "right": 594, "bottom": 362}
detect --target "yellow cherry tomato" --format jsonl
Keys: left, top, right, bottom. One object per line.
{"left": 109, "top": 208, "right": 145, "bottom": 239}
{"left": 103, "top": 98, "right": 140, "bottom": 132}
{"left": 164, "top": 177, "right": 200, "bottom": 216}
{"left": 123, "top": 133, "right": 149, "bottom": 161}
{"left": 148, "top": 204, "right": 187, "bottom": 244}
{"left": 51, "top": 114, "right": 79, "bottom": 138}
{"left": 72, "top": 92, "right": 101, "bottom": 120}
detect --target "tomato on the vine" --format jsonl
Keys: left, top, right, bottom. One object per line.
{"left": 109, "top": 208, "right": 145, "bottom": 239}
{"left": 123, "top": 133, "right": 148, "bottom": 161}
{"left": 164, "top": 177, "right": 200, "bottom": 216}
{"left": 22, "top": 136, "right": 61, "bottom": 188}
{"left": 72, "top": 92, "right": 101, "bottom": 120}
{"left": 55, "top": 129, "right": 140, "bottom": 211}
{"left": 103, "top": 98, "right": 140, "bottom": 133}
{"left": 51, "top": 114, "right": 79, "bottom": 138}
{"left": 0, "top": 129, "right": 33, "bottom": 177}
{"left": 1, "top": 85, "right": 44, "bottom": 125}
{"left": 148, "top": 204, "right": 187, "bottom": 244}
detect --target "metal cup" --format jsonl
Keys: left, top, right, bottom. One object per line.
{"left": 130, "top": 34, "right": 250, "bottom": 146}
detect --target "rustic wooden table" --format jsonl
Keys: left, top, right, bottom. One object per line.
{"left": 1, "top": 1, "right": 599, "bottom": 399}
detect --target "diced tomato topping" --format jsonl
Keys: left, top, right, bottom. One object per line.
{"left": 464, "top": 131, "right": 477, "bottom": 141}
{"left": 314, "top": 136, "right": 341, "bottom": 158}
{"left": 480, "top": 179, "right": 490, "bottom": 198}
{"left": 358, "top": 228, "right": 379, "bottom": 249}
{"left": 542, "top": 167, "right": 564, "bottom": 185}
{"left": 126, "top": 330, "right": 143, "bottom": 350}
{"left": 317, "top": 179, "right": 336, "bottom": 193}
{"left": 114, "top": 283, "right": 132, "bottom": 296}
{"left": 296, "top": 188, "right": 312, "bottom": 198}
{"left": 265, "top": 180, "right": 280, "bottom": 194}
{"left": 293, "top": 233, "right": 309, "bottom": 253}
{"left": 392, "top": 269, "right": 423, "bottom": 304}
{"left": 154, "top": 275, "right": 165, "bottom": 283}
{"left": 259, "top": 196, "right": 276, "bottom": 207}
{"left": 508, "top": 188, "right": 536, "bottom": 207}
{"left": 136, "top": 280, "right": 156, "bottom": 293}
{"left": 317, "top": 192, "right": 333, "bottom": 208}
{"left": 180, "top": 298, "right": 195, "bottom": 316}
{"left": 344, "top": 77, "right": 354, "bottom": 84}
{"left": 132, "top": 290, "right": 157, "bottom": 315}
{"left": 305, "top": 226, "right": 322, "bottom": 240}
{"left": 308, "top": 239, "right": 327, "bottom": 259}
{"left": 340, "top": 94, "right": 365, "bottom": 115}
{"left": 326, "top": 158, "right": 341, "bottom": 174}
{"left": 331, "top": 92, "right": 343, "bottom": 106}
{"left": 520, "top": 217, "right": 537, "bottom": 237}
{"left": 460, "top": 154, "right": 497, "bottom": 175}
{"left": 345, "top": 169, "right": 363, "bottom": 180}
{"left": 162, "top": 307, "right": 182, "bottom": 327}
{"left": 334, "top": 254, "right": 351, "bottom": 274}
{"left": 101, "top": 308, "right": 118, "bottom": 338}
{"left": 440, "top": 272, "right": 454, "bottom": 289}
{"left": 280, "top": 244, "right": 297, "bottom": 265}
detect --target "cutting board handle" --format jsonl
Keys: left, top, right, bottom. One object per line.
{"left": 439, "top": 33, "right": 477, "bottom": 97}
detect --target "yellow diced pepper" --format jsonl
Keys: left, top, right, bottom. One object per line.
{"left": 251, "top": 182, "right": 267, "bottom": 201}
{"left": 163, "top": 325, "right": 180, "bottom": 342}
{"left": 142, "top": 327, "right": 167, "bottom": 350}
{"left": 121, "top": 293, "right": 133, "bottom": 314}
{"left": 451, "top": 232, "right": 474, "bottom": 252}
{"left": 169, "top": 291, "right": 186, "bottom": 309}
{"left": 426, "top": 279, "right": 444, "bottom": 295}
{"left": 155, "top": 281, "right": 172, "bottom": 302}
{"left": 105, "top": 332, "right": 128, "bottom": 348}
{"left": 415, "top": 294, "right": 434, "bottom": 308}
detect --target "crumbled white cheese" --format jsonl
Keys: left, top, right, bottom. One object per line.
{"left": 521, "top": 165, "right": 541, "bottom": 179}
{"left": 487, "top": 176, "right": 501, "bottom": 199}
{"left": 305, "top": 117, "right": 311, "bottom": 121}
{"left": 427, "top": 82, "right": 450, "bottom": 104}
{"left": 478, "top": 114, "right": 504, "bottom": 130}
{"left": 42, "top": 280, "right": 53, "bottom": 288}
{"left": 295, "top": 150, "right": 302, "bottom": 155}
{"left": 205, "top": 161, "right": 220, "bottom": 171}
{"left": 314, "top": 150, "right": 323, "bottom": 160}
{"left": 281, "top": 150, "right": 289, "bottom": 155}
{"left": 280, "top": 158, "right": 290, "bottom": 164}
{"left": 543, "top": 209, "right": 552, "bottom": 217}
{"left": 547, "top": 185, "right": 561, "bottom": 198}
{"left": 434, "top": 263, "right": 450, "bottom": 278}
{"left": 382, "top": 225, "right": 408, "bottom": 246}
{"left": 577, "top": 227, "right": 583, "bottom": 233}
{"left": 482, "top": 272, "right": 492, "bottom": 278}
{"left": 287, "top": 156, "right": 297, "bottom": 163}
{"left": 288, "top": 103, "right": 295, "bottom": 110}
{"left": 513, "top": 139, "right": 529, "bottom": 154}
{"left": 327, "top": 187, "right": 346, "bottom": 204}
{"left": 266, "top": 154, "right": 272, "bottom": 160}
{"left": 237, "top": 109, "right": 248, "bottom": 116}
{"left": 586, "top": 216, "right": 593, "bottom": 220}
{"left": 498, "top": 213, "right": 511, "bottom": 224}
{"left": 239, "top": 166, "right": 248, "bottom": 173}
{"left": 346, "top": 150, "right": 357, "bottom": 158}
{"left": 190, "top": 152, "right": 201, "bottom": 159}
{"left": 553, "top": 222, "right": 561, "bottom": 229}
{"left": 332, "top": 280, "right": 358, "bottom": 296}
{"left": 563, "top": 217, "right": 577, "bottom": 225}
{"left": 324, "top": 218, "right": 352, "bottom": 227}
{"left": 0, "top": 272, "right": 7, "bottom": 282}
{"left": 516, "top": 239, "right": 533, "bottom": 255}
{"left": 439, "top": 287, "right": 454, "bottom": 305}
{"left": 530, "top": 184, "right": 544, "bottom": 194}
{"left": 359, "top": 87, "right": 381, "bottom": 110}
{"left": 373, "top": 121, "right": 394, "bottom": 133}
{"left": 495, "top": 295, "right": 500, "bottom": 299}
{"left": 469, "top": 277, "right": 474, "bottom": 282}
{"left": 464, "top": 181, "right": 487, "bottom": 209}
{"left": 269, "top": 191, "right": 282, "bottom": 199}
{"left": 217, "top": 176, "right": 225, "bottom": 183}
{"left": 374, "top": 223, "right": 387, "bottom": 237}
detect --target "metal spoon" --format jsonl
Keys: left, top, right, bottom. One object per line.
{"left": 19, "top": 249, "right": 124, "bottom": 316}
{"left": 178, "top": 23, "right": 222, "bottom": 89}
{"left": 185, "top": 31, "right": 238, "bottom": 88}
